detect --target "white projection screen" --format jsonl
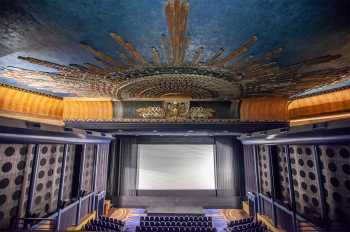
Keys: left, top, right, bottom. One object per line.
{"left": 137, "top": 144, "right": 216, "bottom": 190}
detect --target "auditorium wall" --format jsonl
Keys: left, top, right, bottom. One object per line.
{"left": 0, "top": 117, "right": 112, "bottom": 231}
{"left": 243, "top": 143, "right": 350, "bottom": 229}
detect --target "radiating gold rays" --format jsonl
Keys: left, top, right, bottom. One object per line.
{"left": 165, "top": 0, "right": 189, "bottom": 65}
{"left": 1, "top": 0, "right": 349, "bottom": 100}
{"left": 79, "top": 43, "right": 125, "bottom": 69}
{"left": 211, "top": 36, "right": 258, "bottom": 67}
{"left": 110, "top": 32, "right": 146, "bottom": 65}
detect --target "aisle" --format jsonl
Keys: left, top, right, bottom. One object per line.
{"left": 110, "top": 208, "right": 146, "bottom": 232}
{"left": 203, "top": 209, "right": 227, "bottom": 232}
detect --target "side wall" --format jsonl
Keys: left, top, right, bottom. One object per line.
{"left": 242, "top": 142, "right": 350, "bottom": 231}
{"left": 0, "top": 126, "right": 111, "bottom": 230}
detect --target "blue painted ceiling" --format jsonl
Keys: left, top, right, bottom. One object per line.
{"left": 0, "top": 0, "right": 350, "bottom": 96}
{"left": 23, "top": 0, "right": 350, "bottom": 63}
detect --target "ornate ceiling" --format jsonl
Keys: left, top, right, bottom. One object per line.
{"left": 0, "top": 0, "right": 350, "bottom": 100}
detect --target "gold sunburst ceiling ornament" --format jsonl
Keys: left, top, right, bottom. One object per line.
{"left": 1, "top": 0, "right": 350, "bottom": 100}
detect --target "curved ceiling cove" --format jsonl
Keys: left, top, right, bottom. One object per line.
{"left": 0, "top": 0, "right": 350, "bottom": 99}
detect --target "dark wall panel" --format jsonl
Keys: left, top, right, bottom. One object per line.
{"left": 59, "top": 203, "right": 78, "bottom": 230}
{"left": 117, "top": 195, "right": 241, "bottom": 208}
{"left": 119, "top": 137, "right": 138, "bottom": 196}
{"left": 96, "top": 144, "right": 109, "bottom": 193}
{"left": 107, "top": 140, "right": 119, "bottom": 197}
{"left": 243, "top": 145, "right": 256, "bottom": 194}
{"left": 79, "top": 195, "right": 94, "bottom": 221}
{"left": 215, "top": 137, "right": 244, "bottom": 197}
{"left": 261, "top": 197, "right": 273, "bottom": 220}
{"left": 276, "top": 206, "right": 294, "bottom": 232}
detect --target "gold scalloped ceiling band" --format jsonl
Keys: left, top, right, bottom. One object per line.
{"left": 63, "top": 98, "right": 113, "bottom": 121}
{"left": 240, "top": 97, "right": 289, "bottom": 122}
{"left": 2, "top": 85, "right": 350, "bottom": 125}
{"left": 0, "top": 85, "right": 63, "bottom": 120}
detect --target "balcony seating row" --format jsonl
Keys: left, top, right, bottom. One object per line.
{"left": 227, "top": 217, "right": 254, "bottom": 227}
{"left": 83, "top": 216, "right": 124, "bottom": 231}
{"left": 140, "top": 221, "right": 212, "bottom": 227}
{"left": 136, "top": 226, "right": 217, "bottom": 232}
{"left": 141, "top": 216, "right": 212, "bottom": 222}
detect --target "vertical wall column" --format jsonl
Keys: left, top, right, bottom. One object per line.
{"left": 285, "top": 145, "right": 297, "bottom": 232}
{"left": 119, "top": 137, "right": 138, "bottom": 197}
{"left": 267, "top": 146, "right": 277, "bottom": 226}
{"left": 92, "top": 145, "right": 99, "bottom": 214}
{"left": 56, "top": 145, "right": 68, "bottom": 231}
{"left": 26, "top": 144, "right": 39, "bottom": 217}
{"left": 253, "top": 145, "right": 262, "bottom": 216}
{"left": 117, "top": 140, "right": 123, "bottom": 197}
{"left": 313, "top": 145, "right": 327, "bottom": 220}
{"left": 215, "top": 137, "right": 244, "bottom": 197}
{"left": 107, "top": 140, "right": 120, "bottom": 198}
{"left": 76, "top": 145, "right": 86, "bottom": 225}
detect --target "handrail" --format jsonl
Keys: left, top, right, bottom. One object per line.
{"left": 60, "top": 199, "right": 80, "bottom": 213}
{"left": 259, "top": 193, "right": 347, "bottom": 232}
{"left": 82, "top": 191, "right": 95, "bottom": 201}
{"left": 12, "top": 217, "right": 57, "bottom": 231}
{"left": 298, "top": 222, "right": 345, "bottom": 232}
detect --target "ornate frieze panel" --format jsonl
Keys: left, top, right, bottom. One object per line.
{"left": 189, "top": 107, "right": 215, "bottom": 120}
{"left": 136, "top": 106, "right": 165, "bottom": 119}
{"left": 114, "top": 100, "right": 238, "bottom": 122}
{"left": 163, "top": 101, "right": 190, "bottom": 119}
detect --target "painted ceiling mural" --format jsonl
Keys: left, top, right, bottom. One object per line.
{"left": 0, "top": 0, "right": 350, "bottom": 99}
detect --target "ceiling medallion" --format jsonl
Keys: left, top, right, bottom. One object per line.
{"left": 1, "top": 0, "right": 350, "bottom": 100}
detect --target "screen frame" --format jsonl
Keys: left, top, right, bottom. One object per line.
{"left": 135, "top": 137, "right": 218, "bottom": 196}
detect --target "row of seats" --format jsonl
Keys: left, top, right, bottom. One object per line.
{"left": 227, "top": 217, "right": 254, "bottom": 227}
{"left": 228, "top": 222, "right": 270, "bottom": 232}
{"left": 83, "top": 217, "right": 124, "bottom": 231}
{"left": 229, "top": 228, "right": 270, "bottom": 232}
{"left": 141, "top": 216, "right": 212, "bottom": 222}
{"left": 140, "top": 221, "right": 212, "bottom": 227}
{"left": 99, "top": 215, "right": 125, "bottom": 226}
{"left": 84, "top": 224, "right": 120, "bottom": 231}
{"left": 136, "top": 226, "right": 217, "bottom": 232}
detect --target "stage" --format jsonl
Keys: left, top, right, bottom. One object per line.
{"left": 146, "top": 206, "right": 204, "bottom": 215}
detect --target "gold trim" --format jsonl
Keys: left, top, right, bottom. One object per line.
{"left": 290, "top": 111, "right": 350, "bottom": 126}
{"left": 66, "top": 211, "right": 96, "bottom": 231}
{"left": 63, "top": 97, "right": 113, "bottom": 101}
{"left": 257, "top": 214, "right": 286, "bottom": 232}
{"left": 0, "top": 110, "right": 64, "bottom": 126}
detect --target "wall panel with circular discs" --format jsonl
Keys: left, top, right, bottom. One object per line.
{"left": 319, "top": 145, "right": 350, "bottom": 222}
{"left": 275, "top": 146, "right": 290, "bottom": 204}
{"left": 288, "top": 145, "right": 321, "bottom": 220}
{"left": 258, "top": 145, "right": 272, "bottom": 196}
{"left": 81, "top": 144, "right": 95, "bottom": 194}
{"left": 31, "top": 144, "right": 64, "bottom": 217}
{"left": 0, "top": 144, "right": 35, "bottom": 229}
